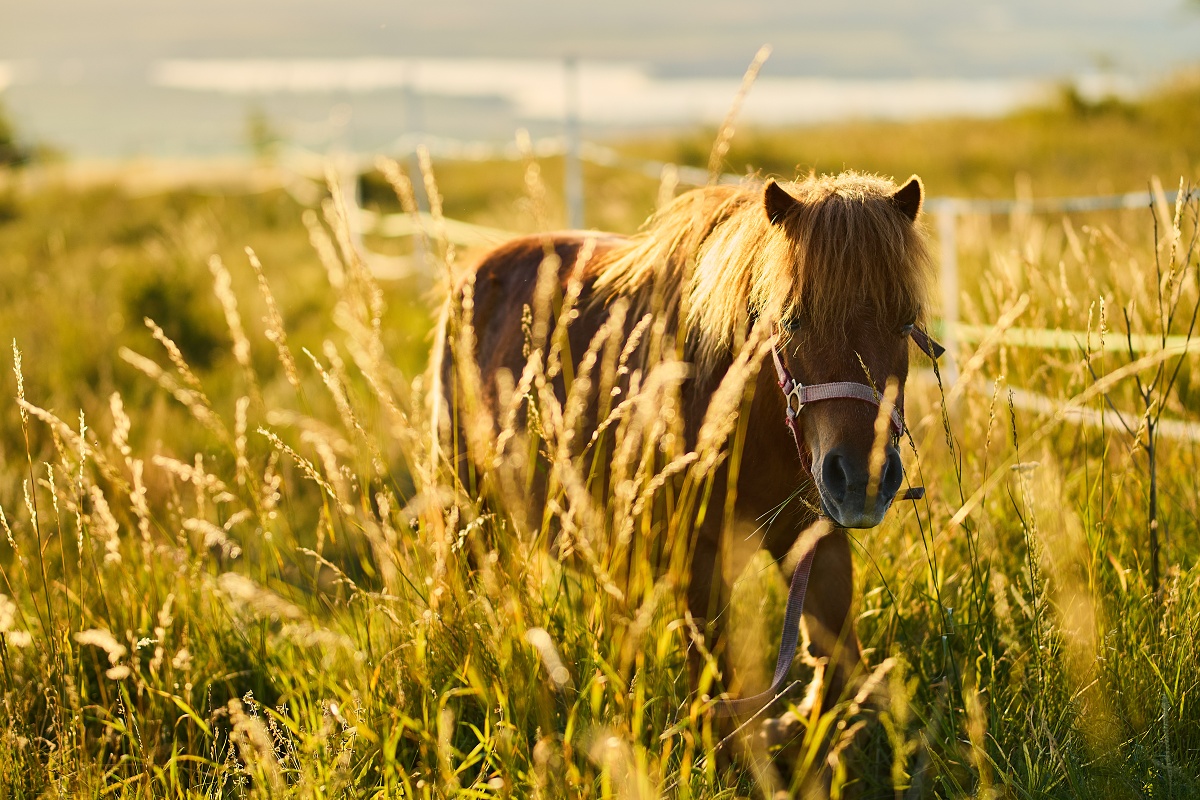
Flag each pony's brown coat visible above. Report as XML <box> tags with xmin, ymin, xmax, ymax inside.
<box><xmin>450</xmin><ymin>170</ymin><xmax>933</xmax><ymax>716</ymax></box>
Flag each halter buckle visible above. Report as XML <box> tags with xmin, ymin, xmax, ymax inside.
<box><xmin>784</xmin><ymin>382</ymin><xmax>805</xmax><ymax>417</ymax></box>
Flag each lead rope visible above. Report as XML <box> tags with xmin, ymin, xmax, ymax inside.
<box><xmin>714</xmin><ymin>547</ymin><xmax>817</xmax><ymax>717</ymax></box>
<box><xmin>713</xmin><ymin>325</ymin><xmax>943</xmax><ymax>718</ymax></box>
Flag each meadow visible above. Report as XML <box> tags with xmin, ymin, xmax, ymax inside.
<box><xmin>0</xmin><ymin>74</ymin><xmax>1198</xmax><ymax>798</ymax></box>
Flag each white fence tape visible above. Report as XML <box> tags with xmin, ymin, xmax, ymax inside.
<box><xmin>951</xmin><ymin>324</ymin><xmax>1197</xmax><ymax>355</ymax></box>
<box><xmin>985</xmin><ymin>381</ymin><xmax>1200</xmax><ymax>444</ymax></box>
<box><xmin>925</xmin><ymin>189</ymin><xmax>1191</xmax><ymax>216</ymax></box>
<box><xmin>359</xmin><ymin>209</ymin><xmax>511</xmax><ymax>249</ymax></box>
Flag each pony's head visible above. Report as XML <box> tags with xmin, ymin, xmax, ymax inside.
<box><xmin>757</xmin><ymin>174</ymin><xmax>932</xmax><ymax>527</ymax></box>
<box><xmin>592</xmin><ymin>171</ymin><xmax>933</xmax><ymax>527</ymax></box>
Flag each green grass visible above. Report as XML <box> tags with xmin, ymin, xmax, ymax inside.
<box><xmin>0</xmin><ymin>78</ymin><xmax>1198</xmax><ymax>797</ymax></box>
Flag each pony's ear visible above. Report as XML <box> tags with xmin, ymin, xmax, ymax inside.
<box><xmin>891</xmin><ymin>175</ymin><xmax>923</xmax><ymax>222</ymax></box>
<box><xmin>764</xmin><ymin>180</ymin><xmax>797</xmax><ymax>225</ymax></box>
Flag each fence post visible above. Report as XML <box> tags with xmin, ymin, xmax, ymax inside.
<box><xmin>564</xmin><ymin>56</ymin><xmax>584</xmax><ymax>229</ymax></box>
<box><xmin>404</xmin><ymin>61</ymin><xmax>430</xmax><ymax>272</ymax></box>
<box><xmin>937</xmin><ymin>204</ymin><xmax>960</xmax><ymax>385</ymax></box>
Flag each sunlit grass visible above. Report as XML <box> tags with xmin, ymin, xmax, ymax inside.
<box><xmin>0</xmin><ymin>89</ymin><xmax>1199</xmax><ymax>796</ymax></box>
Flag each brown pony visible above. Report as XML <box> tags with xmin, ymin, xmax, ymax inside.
<box><xmin>447</xmin><ymin>171</ymin><xmax>933</xmax><ymax>711</ymax></box>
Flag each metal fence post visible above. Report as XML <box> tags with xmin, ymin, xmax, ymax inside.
<box><xmin>564</xmin><ymin>56</ymin><xmax>584</xmax><ymax>230</ymax></box>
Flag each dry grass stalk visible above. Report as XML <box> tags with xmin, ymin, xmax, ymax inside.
<box><xmin>246</xmin><ymin>246</ymin><xmax>302</xmax><ymax>394</ymax></box>
<box><xmin>866</xmin><ymin>378</ymin><xmax>900</xmax><ymax>507</ymax></box>
<box><xmin>708</xmin><ymin>44</ymin><xmax>772</xmax><ymax>182</ymax></box>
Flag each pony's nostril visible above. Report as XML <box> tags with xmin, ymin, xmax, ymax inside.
<box><xmin>821</xmin><ymin>452</ymin><xmax>850</xmax><ymax>504</ymax></box>
<box><xmin>880</xmin><ymin>448</ymin><xmax>904</xmax><ymax>498</ymax></box>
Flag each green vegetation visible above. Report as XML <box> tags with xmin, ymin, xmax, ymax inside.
<box><xmin>0</xmin><ymin>101</ymin><xmax>26</xmax><ymax>168</ymax></box>
<box><xmin>245</xmin><ymin>106</ymin><xmax>284</xmax><ymax>163</ymax></box>
<box><xmin>0</xmin><ymin>76</ymin><xmax>1198</xmax><ymax>797</ymax></box>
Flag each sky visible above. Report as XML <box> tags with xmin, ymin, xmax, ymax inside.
<box><xmin>5</xmin><ymin>0</ymin><xmax>1200</xmax><ymax>77</ymax></box>
<box><xmin>2</xmin><ymin>1</ymin><xmax>1199</xmax><ymax>156</ymax></box>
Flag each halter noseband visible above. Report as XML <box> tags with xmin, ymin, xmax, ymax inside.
<box><xmin>768</xmin><ymin>324</ymin><xmax>944</xmax><ymax>501</ymax></box>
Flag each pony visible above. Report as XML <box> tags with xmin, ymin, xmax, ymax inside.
<box><xmin>444</xmin><ymin>171</ymin><xmax>934</xmax><ymax>718</ymax></box>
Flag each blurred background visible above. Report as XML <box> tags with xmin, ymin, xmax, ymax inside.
<box><xmin>3</xmin><ymin>0</ymin><xmax>1200</xmax><ymax>158</ymax></box>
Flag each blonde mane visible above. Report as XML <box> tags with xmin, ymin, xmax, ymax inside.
<box><xmin>586</xmin><ymin>172</ymin><xmax>933</xmax><ymax>373</ymax></box>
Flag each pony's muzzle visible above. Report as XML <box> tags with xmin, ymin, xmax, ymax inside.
<box><xmin>816</xmin><ymin>444</ymin><xmax>904</xmax><ymax>528</ymax></box>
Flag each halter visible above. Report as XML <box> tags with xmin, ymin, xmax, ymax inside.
<box><xmin>767</xmin><ymin>324</ymin><xmax>944</xmax><ymax>501</ymax></box>
<box><xmin>714</xmin><ymin>324</ymin><xmax>944</xmax><ymax>719</ymax></box>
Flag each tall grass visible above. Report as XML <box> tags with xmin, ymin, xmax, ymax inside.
<box><xmin>0</xmin><ymin>147</ymin><xmax>1198</xmax><ymax>799</ymax></box>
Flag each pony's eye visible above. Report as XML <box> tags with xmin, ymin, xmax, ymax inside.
<box><xmin>899</xmin><ymin>323</ymin><xmax>915</xmax><ymax>336</ymax></box>
<box><xmin>782</xmin><ymin>317</ymin><xmax>802</xmax><ymax>334</ymax></box>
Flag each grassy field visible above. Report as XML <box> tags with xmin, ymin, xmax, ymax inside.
<box><xmin>0</xmin><ymin>75</ymin><xmax>1199</xmax><ymax>798</ymax></box>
